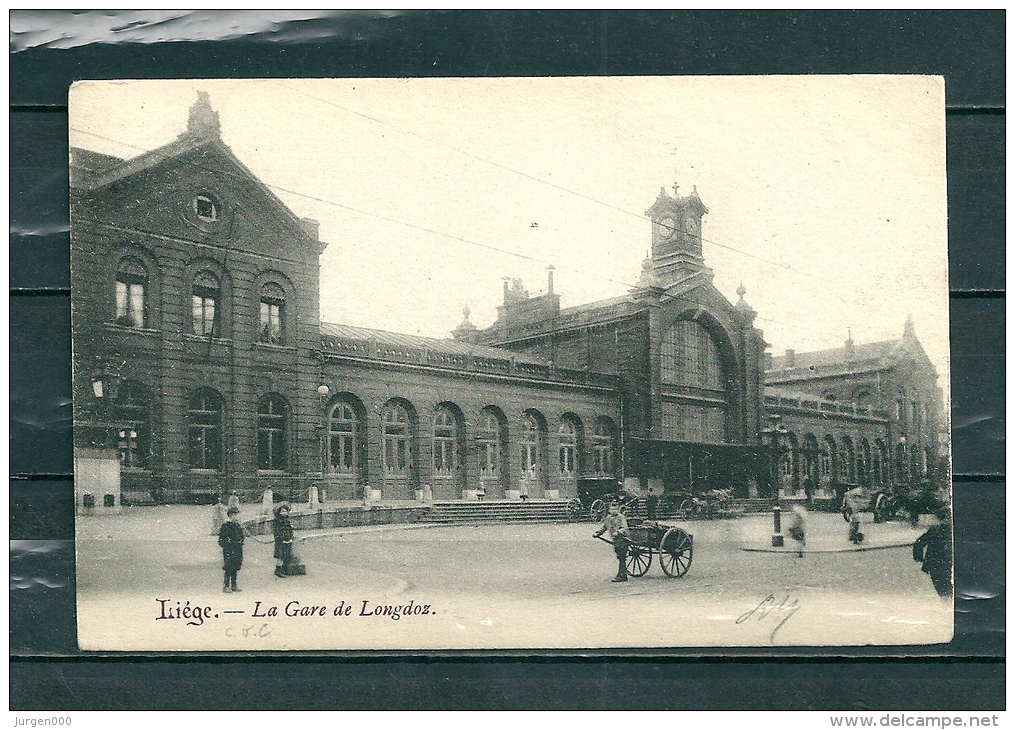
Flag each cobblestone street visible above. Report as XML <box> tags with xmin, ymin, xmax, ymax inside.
<box><xmin>76</xmin><ymin>506</ymin><xmax>952</xmax><ymax>651</ymax></box>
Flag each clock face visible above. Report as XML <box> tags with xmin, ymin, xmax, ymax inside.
<box><xmin>657</xmin><ymin>216</ymin><xmax>677</xmax><ymax>238</ymax></box>
<box><xmin>685</xmin><ymin>217</ymin><xmax>697</xmax><ymax>234</ymax></box>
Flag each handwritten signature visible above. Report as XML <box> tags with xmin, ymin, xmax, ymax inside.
<box><xmin>735</xmin><ymin>594</ymin><xmax>800</xmax><ymax>643</ymax></box>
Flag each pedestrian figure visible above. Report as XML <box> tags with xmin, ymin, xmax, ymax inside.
<box><xmin>645</xmin><ymin>487</ymin><xmax>659</xmax><ymax>520</ymax></box>
<box><xmin>844</xmin><ymin>487</ymin><xmax>866</xmax><ymax>545</ymax></box>
<box><xmin>261</xmin><ymin>486</ymin><xmax>274</xmax><ymax>516</ymax></box>
<box><xmin>912</xmin><ymin>507</ymin><xmax>953</xmax><ymax>598</ymax></box>
<box><xmin>273</xmin><ymin>503</ymin><xmax>295</xmax><ymax>578</ymax></box>
<box><xmin>218</xmin><ymin>506</ymin><xmax>245</xmax><ymax>592</ymax></box>
<box><xmin>593</xmin><ymin>501</ymin><xmax>630</xmax><ymax>582</ymax></box>
<box><xmin>227</xmin><ymin>490</ymin><xmax>241</xmax><ymax>513</ymax></box>
<box><xmin>788</xmin><ymin>504</ymin><xmax>807</xmax><ymax>557</ymax></box>
<box><xmin>803</xmin><ymin>477</ymin><xmax>815</xmax><ymax>507</ymax></box>
<box><xmin>210</xmin><ymin>495</ymin><xmax>227</xmax><ymax>536</ymax></box>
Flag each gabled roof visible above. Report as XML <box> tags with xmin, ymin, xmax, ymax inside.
<box><xmin>70</xmin><ymin>131</ymin><xmax>315</xmax><ymax>245</ymax></box>
<box><xmin>765</xmin><ymin>338</ymin><xmax>924</xmax><ymax>384</ymax></box>
<box><xmin>321</xmin><ymin>322</ymin><xmax>548</xmax><ymax>365</ymax></box>
<box><xmin>69</xmin><ymin>149</ymin><xmax>124</xmax><ymax>185</ymax></box>
<box><xmin>769</xmin><ymin>339</ymin><xmax>899</xmax><ymax>371</ymax></box>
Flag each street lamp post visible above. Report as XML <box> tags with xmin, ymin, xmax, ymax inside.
<box><xmin>759</xmin><ymin>414</ymin><xmax>788</xmax><ymax>547</ymax></box>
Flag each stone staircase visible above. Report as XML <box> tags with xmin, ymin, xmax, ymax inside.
<box><xmin>425</xmin><ymin>499</ymin><xmax>574</xmax><ymax>524</ymax></box>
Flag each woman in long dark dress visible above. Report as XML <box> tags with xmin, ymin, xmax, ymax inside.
<box><xmin>273</xmin><ymin>503</ymin><xmax>294</xmax><ymax>578</ymax></box>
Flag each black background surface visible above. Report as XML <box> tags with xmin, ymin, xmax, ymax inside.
<box><xmin>10</xmin><ymin>10</ymin><xmax>1004</xmax><ymax>710</ymax></box>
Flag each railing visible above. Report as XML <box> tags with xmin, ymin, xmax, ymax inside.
<box><xmin>322</xmin><ymin>336</ymin><xmax>618</xmax><ymax>388</ymax></box>
<box><xmin>764</xmin><ymin>393</ymin><xmax>888</xmax><ymax>420</ymax></box>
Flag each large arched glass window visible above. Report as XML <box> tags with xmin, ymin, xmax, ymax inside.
<box><xmin>188</xmin><ymin>388</ymin><xmax>223</xmax><ymax>470</ymax></box>
<box><xmin>433</xmin><ymin>406</ymin><xmax>460</xmax><ymax>476</ymax></box>
<box><xmin>661</xmin><ymin>320</ymin><xmax>725</xmax><ymax>389</ymax></box>
<box><xmin>558</xmin><ymin>419</ymin><xmax>578</xmax><ymax>476</ymax></box>
<box><xmin>259</xmin><ymin>283</ymin><xmax>285</xmax><ymax>344</ymax></box>
<box><xmin>383</xmin><ymin>403</ymin><xmax>410</xmax><ymax>474</ymax></box>
<box><xmin>257</xmin><ymin>394</ymin><xmax>288</xmax><ymax>471</ymax></box>
<box><xmin>113</xmin><ymin>380</ymin><xmax>151</xmax><ymax>469</ymax></box>
<box><xmin>328</xmin><ymin>400</ymin><xmax>360</xmax><ymax>473</ymax></box>
<box><xmin>192</xmin><ymin>270</ymin><xmax>220</xmax><ymax>336</ymax></box>
<box><xmin>592</xmin><ymin>419</ymin><xmax>615</xmax><ymax>477</ymax></box>
<box><xmin>659</xmin><ymin>320</ymin><xmax>729</xmax><ymax>444</ymax></box>
<box><xmin>115</xmin><ymin>258</ymin><xmax>147</xmax><ymax>328</ymax></box>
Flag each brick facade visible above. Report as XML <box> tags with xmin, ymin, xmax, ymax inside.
<box><xmin>70</xmin><ymin>95</ymin><xmax>946</xmax><ymax>507</ymax></box>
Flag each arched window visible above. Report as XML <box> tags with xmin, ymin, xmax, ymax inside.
<box><xmin>858</xmin><ymin>438</ymin><xmax>872</xmax><ymax>485</ymax></box>
<box><xmin>113</xmin><ymin>380</ymin><xmax>151</xmax><ymax>469</ymax></box>
<box><xmin>896</xmin><ymin>443</ymin><xmax>908</xmax><ymax>481</ymax></box>
<box><xmin>659</xmin><ymin>320</ymin><xmax>729</xmax><ymax>444</ymax></box>
<box><xmin>257</xmin><ymin>394</ymin><xmax>288</xmax><ymax>471</ymax></box>
<box><xmin>842</xmin><ymin>436</ymin><xmax>856</xmax><ymax>482</ymax></box>
<box><xmin>592</xmin><ymin>419</ymin><xmax>615</xmax><ymax>477</ymax></box>
<box><xmin>820</xmin><ymin>442</ymin><xmax>833</xmax><ymax>481</ymax></box>
<box><xmin>188</xmin><ymin>388</ymin><xmax>223</xmax><ymax>470</ymax></box>
<box><xmin>259</xmin><ymin>283</ymin><xmax>285</xmax><ymax>344</ymax></box>
<box><xmin>854</xmin><ymin>391</ymin><xmax>872</xmax><ymax>410</ymax></box>
<box><xmin>873</xmin><ymin>440</ymin><xmax>887</xmax><ymax>485</ymax></box>
<box><xmin>192</xmin><ymin>270</ymin><xmax>220</xmax><ymax>336</ymax></box>
<box><xmin>433</xmin><ymin>406</ymin><xmax>460</xmax><ymax>477</ymax></box>
<box><xmin>115</xmin><ymin>258</ymin><xmax>147</xmax><ymax>328</ymax></box>
<box><xmin>780</xmin><ymin>450</ymin><xmax>794</xmax><ymax>478</ymax></box>
<box><xmin>823</xmin><ymin>435</ymin><xmax>838</xmax><ymax>482</ymax></box>
<box><xmin>558</xmin><ymin>419</ymin><xmax>578</xmax><ymax>476</ymax></box>
<box><xmin>521</xmin><ymin>413</ymin><xmax>541</xmax><ymax>482</ymax></box>
<box><xmin>328</xmin><ymin>400</ymin><xmax>360</xmax><ymax>473</ymax></box>
<box><xmin>478</xmin><ymin>407</ymin><xmax>505</xmax><ymax>481</ymax></box>
<box><xmin>383</xmin><ymin>403</ymin><xmax>410</xmax><ymax>474</ymax></box>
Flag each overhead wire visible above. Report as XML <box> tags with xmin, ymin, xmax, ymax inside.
<box><xmin>67</xmin><ymin>123</ymin><xmax>858</xmax><ymax>344</ymax></box>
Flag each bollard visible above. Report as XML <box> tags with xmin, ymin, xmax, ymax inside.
<box><xmin>771</xmin><ymin>505</ymin><xmax>784</xmax><ymax>547</ymax></box>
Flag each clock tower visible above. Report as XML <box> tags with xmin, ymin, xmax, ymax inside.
<box><xmin>644</xmin><ymin>183</ymin><xmax>709</xmax><ymax>285</ymax></box>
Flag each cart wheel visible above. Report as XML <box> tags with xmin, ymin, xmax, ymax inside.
<box><xmin>659</xmin><ymin>527</ymin><xmax>693</xmax><ymax>577</ymax></box>
<box><xmin>590</xmin><ymin>499</ymin><xmax>608</xmax><ymax>523</ymax></box>
<box><xmin>565</xmin><ymin>498</ymin><xmax>583</xmax><ymax>523</ymax></box>
<box><xmin>625</xmin><ymin>545</ymin><xmax>652</xmax><ymax>577</ymax></box>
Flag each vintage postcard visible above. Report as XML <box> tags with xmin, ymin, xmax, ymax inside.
<box><xmin>70</xmin><ymin>77</ymin><xmax>952</xmax><ymax>651</ymax></box>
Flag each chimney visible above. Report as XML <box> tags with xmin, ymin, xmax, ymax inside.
<box><xmin>785</xmin><ymin>349</ymin><xmax>796</xmax><ymax>368</ymax></box>
<box><xmin>503</xmin><ymin>278</ymin><xmax>510</xmax><ymax>304</ymax></box>
<box><xmin>546</xmin><ymin>265</ymin><xmax>555</xmax><ymax>295</ymax></box>
<box><xmin>845</xmin><ymin>329</ymin><xmax>856</xmax><ymax>359</ymax></box>
<box><xmin>903</xmin><ymin>314</ymin><xmax>915</xmax><ymax>339</ymax></box>
<box><xmin>763</xmin><ymin>352</ymin><xmax>773</xmax><ymax>370</ymax></box>
<box><xmin>300</xmin><ymin>218</ymin><xmax>320</xmax><ymax>241</ymax></box>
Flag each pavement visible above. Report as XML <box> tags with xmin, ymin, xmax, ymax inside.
<box><xmin>75</xmin><ymin>505</ymin><xmax>952</xmax><ymax>652</ymax></box>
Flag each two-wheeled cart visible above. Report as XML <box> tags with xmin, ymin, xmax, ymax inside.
<box><xmin>595</xmin><ymin>518</ymin><xmax>694</xmax><ymax>577</ymax></box>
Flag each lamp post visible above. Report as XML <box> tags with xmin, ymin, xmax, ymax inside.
<box><xmin>759</xmin><ymin>414</ymin><xmax>788</xmax><ymax>547</ymax></box>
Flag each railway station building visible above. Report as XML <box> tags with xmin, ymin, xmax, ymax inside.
<box><xmin>70</xmin><ymin>94</ymin><xmax>946</xmax><ymax>507</ymax></box>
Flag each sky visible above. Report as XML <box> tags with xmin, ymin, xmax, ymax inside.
<box><xmin>69</xmin><ymin>77</ymin><xmax>950</xmax><ymax>392</ymax></box>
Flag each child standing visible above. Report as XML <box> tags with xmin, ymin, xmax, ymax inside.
<box><xmin>218</xmin><ymin>506</ymin><xmax>245</xmax><ymax>592</ymax></box>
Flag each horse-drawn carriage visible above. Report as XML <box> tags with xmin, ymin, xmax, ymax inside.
<box><xmin>840</xmin><ymin>482</ymin><xmax>946</xmax><ymax>526</ymax></box>
<box><xmin>595</xmin><ymin>518</ymin><xmax>694</xmax><ymax>578</ymax></box>
<box><xmin>569</xmin><ymin>482</ymin><xmax>638</xmax><ymax>522</ymax></box>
